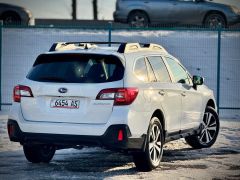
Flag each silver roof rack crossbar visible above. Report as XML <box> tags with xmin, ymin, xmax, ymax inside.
<box><xmin>49</xmin><ymin>42</ymin><xmax>168</xmax><ymax>54</ymax></box>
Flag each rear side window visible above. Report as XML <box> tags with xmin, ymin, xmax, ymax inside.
<box><xmin>134</xmin><ymin>57</ymin><xmax>148</xmax><ymax>82</ymax></box>
<box><xmin>27</xmin><ymin>54</ymin><xmax>124</xmax><ymax>83</ymax></box>
<box><xmin>147</xmin><ymin>56</ymin><xmax>171</xmax><ymax>82</ymax></box>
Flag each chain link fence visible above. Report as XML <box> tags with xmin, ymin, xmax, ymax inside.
<box><xmin>0</xmin><ymin>25</ymin><xmax>239</xmax><ymax>118</ymax></box>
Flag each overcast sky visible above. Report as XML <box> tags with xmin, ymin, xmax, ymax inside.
<box><xmin>0</xmin><ymin>0</ymin><xmax>239</xmax><ymax>20</ymax></box>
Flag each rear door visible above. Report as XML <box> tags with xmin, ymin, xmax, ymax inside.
<box><xmin>143</xmin><ymin>0</ymin><xmax>174</xmax><ymax>24</ymax></box>
<box><xmin>170</xmin><ymin>0</ymin><xmax>203</xmax><ymax>24</ymax></box>
<box><xmin>146</xmin><ymin>56</ymin><xmax>182</xmax><ymax>132</ymax></box>
<box><xmin>21</xmin><ymin>53</ymin><xmax>124</xmax><ymax>124</ymax></box>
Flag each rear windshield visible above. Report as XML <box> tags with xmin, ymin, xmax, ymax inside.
<box><xmin>27</xmin><ymin>54</ymin><xmax>124</xmax><ymax>83</ymax></box>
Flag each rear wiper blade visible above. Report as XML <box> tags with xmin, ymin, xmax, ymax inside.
<box><xmin>38</xmin><ymin>76</ymin><xmax>69</xmax><ymax>83</ymax></box>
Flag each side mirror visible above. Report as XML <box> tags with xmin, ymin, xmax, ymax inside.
<box><xmin>193</xmin><ymin>75</ymin><xmax>204</xmax><ymax>89</ymax></box>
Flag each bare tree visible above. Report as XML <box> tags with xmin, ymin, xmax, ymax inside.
<box><xmin>72</xmin><ymin>0</ymin><xmax>77</xmax><ymax>20</ymax></box>
<box><xmin>92</xmin><ymin>0</ymin><xmax>98</xmax><ymax>20</ymax></box>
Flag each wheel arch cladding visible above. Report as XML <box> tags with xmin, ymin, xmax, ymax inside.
<box><xmin>127</xmin><ymin>10</ymin><xmax>150</xmax><ymax>23</ymax></box>
<box><xmin>206</xmin><ymin>99</ymin><xmax>216</xmax><ymax>109</ymax></box>
<box><xmin>203</xmin><ymin>10</ymin><xmax>227</xmax><ymax>25</ymax></box>
<box><xmin>1</xmin><ymin>10</ymin><xmax>21</xmax><ymax>19</ymax></box>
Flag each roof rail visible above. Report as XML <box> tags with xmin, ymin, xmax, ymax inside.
<box><xmin>117</xmin><ymin>43</ymin><xmax>141</xmax><ymax>53</ymax></box>
<box><xmin>49</xmin><ymin>42</ymin><xmax>168</xmax><ymax>54</ymax></box>
<box><xmin>117</xmin><ymin>43</ymin><xmax>167</xmax><ymax>53</ymax></box>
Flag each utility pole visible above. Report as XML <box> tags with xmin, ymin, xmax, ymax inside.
<box><xmin>92</xmin><ymin>0</ymin><xmax>98</xmax><ymax>20</ymax></box>
<box><xmin>72</xmin><ymin>0</ymin><xmax>77</xmax><ymax>20</ymax></box>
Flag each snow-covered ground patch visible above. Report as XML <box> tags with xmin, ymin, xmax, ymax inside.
<box><xmin>0</xmin><ymin>115</ymin><xmax>239</xmax><ymax>179</ymax></box>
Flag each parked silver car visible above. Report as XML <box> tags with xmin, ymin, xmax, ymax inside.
<box><xmin>113</xmin><ymin>0</ymin><xmax>240</xmax><ymax>28</ymax></box>
<box><xmin>0</xmin><ymin>3</ymin><xmax>33</xmax><ymax>25</ymax></box>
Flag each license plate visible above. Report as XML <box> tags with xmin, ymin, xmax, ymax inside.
<box><xmin>50</xmin><ymin>99</ymin><xmax>80</xmax><ymax>109</ymax></box>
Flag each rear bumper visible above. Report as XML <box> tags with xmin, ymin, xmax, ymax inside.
<box><xmin>8</xmin><ymin>119</ymin><xmax>146</xmax><ymax>152</ymax></box>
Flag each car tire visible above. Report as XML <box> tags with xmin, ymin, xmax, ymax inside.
<box><xmin>23</xmin><ymin>144</ymin><xmax>56</xmax><ymax>163</ymax></box>
<box><xmin>185</xmin><ymin>106</ymin><xmax>220</xmax><ymax>149</ymax></box>
<box><xmin>2</xmin><ymin>12</ymin><xmax>21</xmax><ymax>25</ymax></box>
<box><xmin>133</xmin><ymin>117</ymin><xmax>164</xmax><ymax>171</ymax></box>
<box><xmin>128</xmin><ymin>11</ymin><xmax>149</xmax><ymax>28</ymax></box>
<box><xmin>204</xmin><ymin>13</ymin><xmax>226</xmax><ymax>29</ymax></box>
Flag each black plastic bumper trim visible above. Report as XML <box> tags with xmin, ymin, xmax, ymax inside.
<box><xmin>7</xmin><ymin>119</ymin><xmax>146</xmax><ymax>151</ymax></box>
<box><xmin>165</xmin><ymin>127</ymin><xmax>201</xmax><ymax>143</ymax></box>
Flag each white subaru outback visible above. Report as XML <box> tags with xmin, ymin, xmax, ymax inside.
<box><xmin>8</xmin><ymin>42</ymin><xmax>220</xmax><ymax>171</ymax></box>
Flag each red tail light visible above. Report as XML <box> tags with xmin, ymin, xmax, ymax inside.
<box><xmin>118</xmin><ymin>129</ymin><xmax>124</xmax><ymax>141</ymax></box>
<box><xmin>13</xmin><ymin>85</ymin><xmax>33</xmax><ymax>102</ymax></box>
<box><xmin>96</xmin><ymin>88</ymin><xmax>138</xmax><ymax>105</ymax></box>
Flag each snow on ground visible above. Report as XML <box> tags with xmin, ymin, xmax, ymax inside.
<box><xmin>0</xmin><ymin>114</ymin><xmax>239</xmax><ymax>180</ymax></box>
<box><xmin>1</xmin><ymin>28</ymin><xmax>240</xmax><ymax>117</ymax></box>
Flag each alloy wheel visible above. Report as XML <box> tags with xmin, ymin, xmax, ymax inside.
<box><xmin>199</xmin><ymin>112</ymin><xmax>217</xmax><ymax>145</ymax></box>
<box><xmin>206</xmin><ymin>15</ymin><xmax>225</xmax><ymax>29</ymax></box>
<box><xmin>149</xmin><ymin>124</ymin><xmax>162</xmax><ymax>166</ymax></box>
<box><xmin>131</xmin><ymin>15</ymin><xmax>145</xmax><ymax>27</ymax></box>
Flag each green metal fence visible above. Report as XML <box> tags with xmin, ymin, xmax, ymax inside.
<box><xmin>0</xmin><ymin>24</ymin><xmax>239</xmax><ymax>118</ymax></box>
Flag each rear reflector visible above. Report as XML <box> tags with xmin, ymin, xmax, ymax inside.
<box><xmin>118</xmin><ymin>129</ymin><xmax>123</xmax><ymax>141</ymax></box>
<box><xmin>7</xmin><ymin>124</ymin><xmax>14</xmax><ymax>137</ymax></box>
<box><xmin>13</xmin><ymin>85</ymin><xmax>33</xmax><ymax>102</ymax></box>
<box><xmin>96</xmin><ymin>88</ymin><xmax>138</xmax><ymax>105</ymax></box>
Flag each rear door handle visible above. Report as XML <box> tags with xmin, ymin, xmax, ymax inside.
<box><xmin>159</xmin><ymin>90</ymin><xmax>165</xmax><ymax>96</ymax></box>
<box><xmin>181</xmin><ymin>92</ymin><xmax>186</xmax><ymax>97</ymax></box>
